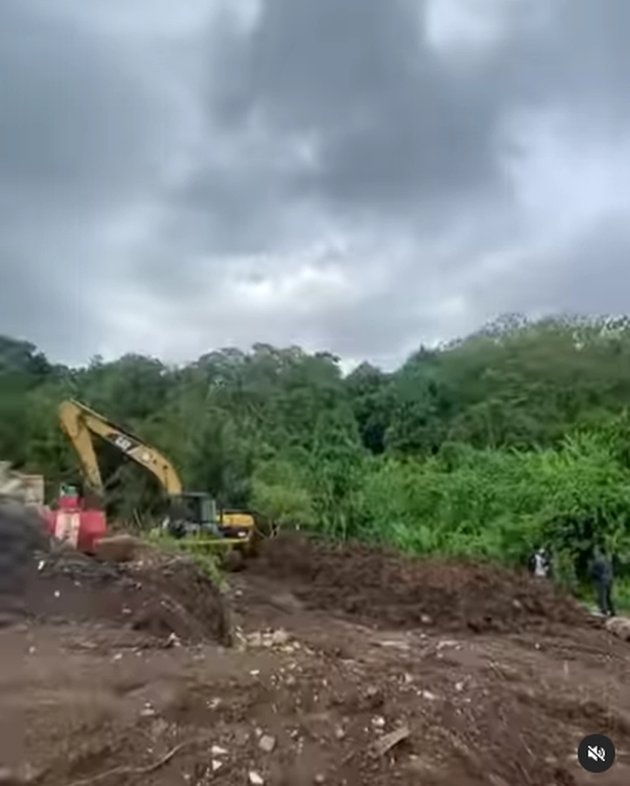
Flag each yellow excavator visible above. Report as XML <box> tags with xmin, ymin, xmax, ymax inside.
<box><xmin>58</xmin><ymin>399</ymin><xmax>255</xmax><ymax>552</ymax></box>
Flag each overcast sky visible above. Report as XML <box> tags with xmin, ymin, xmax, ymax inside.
<box><xmin>1</xmin><ymin>0</ymin><xmax>628</xmax><ymax>369</ymax></box>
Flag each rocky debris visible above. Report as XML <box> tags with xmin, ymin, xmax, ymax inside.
<box><xmin>245</xmin><ymin>628</ymin><xmax>293</xmax><ymax>650</ymax></box>
<box><xmin>258</xmin><ymin>734</ymin><xmax>277</xmax><ymax>753</ymax></box>
<box><xmin>606</xmin><ymin>616</ymin><xmax>630</xmax><ymax>641</ymax></box>
<box><xmin>93</xmin><ymin>534</ymin><xmax>140</xmax><ymax>563</ymax></box>
<box><xmin>371</xmin><ymin>725</ymin><xmax>410</xmax><ymax>757</ymax></box>
<box><xmin>0</xmin><ymin>764</ymin><xmax>42</xmax><ymax>785</ymax></box>
<box><xmin>0</xmin><ymin>468</ymin><xmax>49</xmax><ymax>600</ymax></box>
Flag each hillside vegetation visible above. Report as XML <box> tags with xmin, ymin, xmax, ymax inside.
<box><xmin>4</xmin><ymin>313</ymin><xmax>630</xmax><ymax>588</ymax></box>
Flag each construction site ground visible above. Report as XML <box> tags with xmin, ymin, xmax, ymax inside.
<box><xmin>2</xmin><ymin>534</ymin><xmax>630</xmax><ymax>786</ymax></box>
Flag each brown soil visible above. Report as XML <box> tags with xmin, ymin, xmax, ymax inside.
<box><xmin>9</xmin><ymin>547</ymin><xmax>231</xmax><ymax>646</ymax></box>
<box><xmin>1</xmin><ymin>533</ymin><xmax>629</xmax><ymax>786</ymax></box>
<box><xmin>253</xmin><ymin>534</ymin><xmax>594</xmax><ymax>633</ymax></box>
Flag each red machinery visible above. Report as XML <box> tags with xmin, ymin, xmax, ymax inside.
<box><xmin>44</xmin><ymin>486</ymin><xmax>107</xmax><ymax>554</ymax></box>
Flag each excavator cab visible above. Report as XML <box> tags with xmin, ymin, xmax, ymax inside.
<box><xmin>165</xmin><ymin>492</ymin><xmax>254</xmax><ymax>544</ymax></box>
<box><xmin>166</xmin><ymin>492</ymin><xmax>219</xmax><ymax>538</ymax></box>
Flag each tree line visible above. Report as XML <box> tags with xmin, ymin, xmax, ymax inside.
<box><xmin>4</xmin><ymin>313</ymin><xmax>630</xmax><ymax>585</ymax></box>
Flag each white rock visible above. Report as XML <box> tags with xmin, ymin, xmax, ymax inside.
<box><xmin>211</xmin><ymin>759</ymin><xmax>223</xmax><ymax>772</ymax></box>
<box><xmin>271</xmin><ymin>629</ymin><xmax>290</xmax><ymax>645</ymax></box>
<box><xmin>211</xmin><ymin>745</ymin><xmax>228</xmax><ymax>756</ymax></box>
<box><xmin>167</xmin><ymin>632</ymin><xmax>181</xmax><ymax>647</ymax></box>
<box><xmin>259</xmin><ymin>734</ymin><xmax>277</xmax><ymax>753</ymax></box>
<box><xmin>249</xmin><ymin>771</ymin><xmax>265</xmax><ymax>785</ymax></box>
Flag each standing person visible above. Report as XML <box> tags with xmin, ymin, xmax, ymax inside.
<box><xmin>529</xmin><ymin>547</ymin><xmax>551</xmax><ymax>578</ymax></box>
<box><xmin>590</xmin><ymin>546</ymin><xmax>616</xmax><ymax>617</ymax></box>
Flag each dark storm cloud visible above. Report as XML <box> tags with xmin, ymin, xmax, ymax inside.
<box><xmin>157</xmin><ymin>0</ymin><xmax>630</xmax><ymax>279</ymax></box>
<box><xmin>204</xmin><ymin>0</ymin><xmax>507</xmax><ymax>211</ymax></box>
<box><xmin>2</xmin><ymin>0</ymin><xmax>630</xmax><ymax>364</ymax></box>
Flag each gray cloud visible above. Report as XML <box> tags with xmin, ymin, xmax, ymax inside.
<box><xmin>1</xmin><ymin>0</ymin><xmax>630</xmax><ymax>367</ymax></box>
<box><xmin>205</xmin><ymin>0</ymin><xmax>508</xmax><ymax>211</ymax></box>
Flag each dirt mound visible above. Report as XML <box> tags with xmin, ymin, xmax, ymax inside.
<box><xmin>0</xmin><ymin>500</ymin><xmax>49</xmax><ymax>597</ymax></box>
<box><xmin>253</xmin><ymin>534</ymin><xmax>592</xmax><ymax>633</ymax></box>
<box><xmin>12</xmin><ymin>548</ymin><xmax>231</xmax><ymax>645</ymax></box>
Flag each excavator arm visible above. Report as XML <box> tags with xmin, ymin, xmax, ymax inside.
<box><xmin>58</xmin><ymin>399</ymin><xmax>184</xmax><ymax>496</ymax></box>
<box><xmin>58</xmin><ymin>398</ymin><xmax>255</xmax><ymax>555</ymax></box>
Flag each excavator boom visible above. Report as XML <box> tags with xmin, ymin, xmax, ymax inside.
<box><xmin>58</xmin><ymin>398</ymin><xmax>255</xmax><ymax>557</ymax></box>
<box><xmin>58</xmin><ymin>399</ymin><xmax>183</xmax><ymax>496</ymax></box>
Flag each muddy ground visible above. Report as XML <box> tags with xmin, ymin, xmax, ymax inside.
<box><xmin>1</xmin><ymin>534</ymin><xmax>629</xmax><ymax>785</ymax></box>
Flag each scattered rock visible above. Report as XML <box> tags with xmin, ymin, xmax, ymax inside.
<box><xmin>420</xmin><ymin>690</ymin><xmax>438</xmax><ymax>701</ymax></box>
<box><xmin>488</xmin><ymin>776</ymin><xmax>510</xmax><ymax>786</ymax></box>
<box><xmin>420</xmin><ymin>614</ymin><xmax>433</xmax><ymax>625</ymax></box>
<box><xmin>94</xmin><ymin>534</ymin><xmax>139</xmax><ymax>563</ymax></box>
<box><xmin>211</xmin><ymin>745</ymin><xmax>228</xmax><ymax>757</ymax></box>
<box><xmin>248</xmin><ymin>771</ymin><xmax>265</xmax><ymax>785</ymax></box>
<box><xmin>166</xmin><ymin>632</ymin><xmax>181</xmax><ymax>648</ymax></box>
<box><xmin>371</xmin><ymin>725</ymin><xmax>410</xmax><ymax>757</ymax></box>
<box><xmin>258</xmin><ymin>735</ymin><xmax>277</xmax><ymax>753</ymax></box>
<box><xmin>211</xmin><ymin>760</ymin><xmax>223</xmax><ymax>772</ymax></box>
<box><xmin>606</xmin><ymin>616</ymin><xmax>630</xmax><ymax>641</ymax></box>
<box><xmin>314</xmin><ymin>774</ymin><xmax>326</xmax><ymax>784</ymax></box>
<box><xmin>271</xmin><ymin>628</ymin><xmax>290</xmax><ymax>646</ymax></box>
<box><xmin>0</xmin><ymin>764</ymin><xmax>42</xmax><ymax>784</ymax></box>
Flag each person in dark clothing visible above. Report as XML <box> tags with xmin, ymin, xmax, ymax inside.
<box><xmin>589</xmin><ymin>547</ymin><xmax>616</xmax><ymax>617</ymax></box>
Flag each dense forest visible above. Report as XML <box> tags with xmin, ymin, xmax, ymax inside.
<box><xmin>4</xmin><ymin>313</ymin><xmax>630</xmax><ymax>589</ymax></box>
